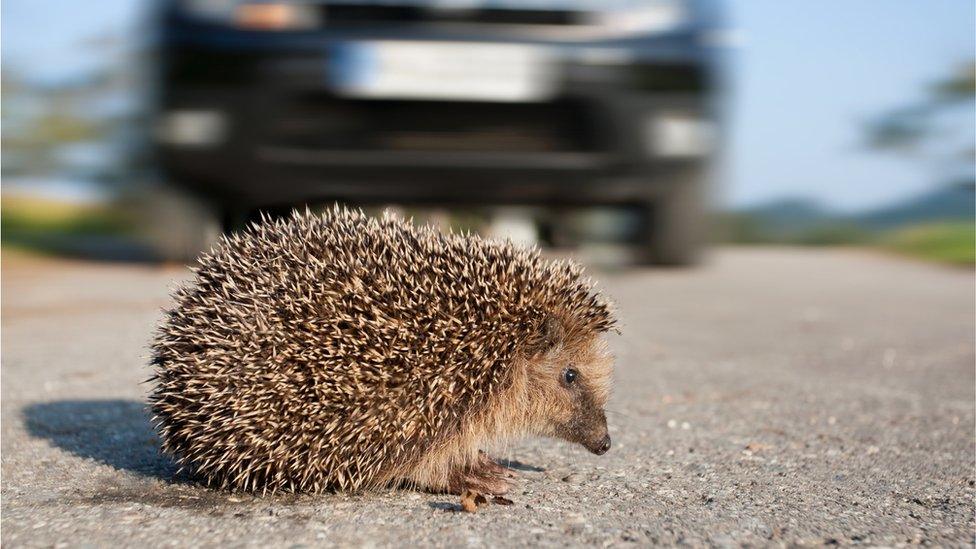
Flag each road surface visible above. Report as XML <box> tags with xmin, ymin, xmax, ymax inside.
<box><xmin>2</xmin><ymin>247</ymin><xmax>973</xmax><ymax>547</ymax></box>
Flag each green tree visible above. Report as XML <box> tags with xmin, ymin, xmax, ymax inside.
<box><xmin>864</xmin><ymin>60</ymin><xmax>975</xmax><ymax>174</ymax></box>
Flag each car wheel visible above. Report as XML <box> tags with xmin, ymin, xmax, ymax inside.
<box><xmin>635</xmin><ymin>169</ymin><xmax>709</xmax><ymax>266</ymax></box>
<box><xmin>137</xmin><ymin>184</ymin><xmax>224</xmax><ymax>263</ymax></box>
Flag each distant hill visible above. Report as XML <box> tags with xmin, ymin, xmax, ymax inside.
<box><xmin>724</xmin><ymin>182</ymin><xmax>975</xmax><ymax>243</ymax></box>
<box><xmin>856</xmin><ymin>182</ymin><xmax>975</xmax><ymax>229</ymax></box>
<box><xmin>736</xmin><ymin>198</ymin><xmax>836</xmax><ymax>237</ymax></box>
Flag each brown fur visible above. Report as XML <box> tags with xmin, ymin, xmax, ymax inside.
<box><xmin>397</xmin><ymin>335</ymin><xmax>613</xmax><ymax>493</ymax></box>
<box><xmin>149</xmin><ymin>207</ymin><xmax>616</xmax><ymax>494</ymax></box>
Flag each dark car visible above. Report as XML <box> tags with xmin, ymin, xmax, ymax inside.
<box><xmin>150</xmin><ymin>0</ymin><xmax>724</xmax><ymax>264</ymax></box>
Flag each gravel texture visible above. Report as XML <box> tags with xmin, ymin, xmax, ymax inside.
<box><xmin>2</xmin><ymin>247</ymin><xmax>974</xmax><ymax>547</ymax></box>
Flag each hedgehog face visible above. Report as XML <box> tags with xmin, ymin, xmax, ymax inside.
<box><xmin>527</xmin><ymin>331</ymin><xmax>614</xmax><ymax>456</ymax></box>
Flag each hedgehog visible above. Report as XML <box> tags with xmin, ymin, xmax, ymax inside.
<box><xmin>149</xmin><ymin>207</ymin><xmax>617</xmax><ymax>495</ymax></box>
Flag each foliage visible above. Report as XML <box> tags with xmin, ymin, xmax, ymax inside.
<box><xmin>863</xmin><ymin>60</ymin><xmax>974</xmax><ymax>171</ymax></box>
<box><xmin>1</xmin><ymin>196</ymin><xmax>134</xmax><ymax>237</ymax></box>
<box><xmin>720</xmin><ymin>209</ymin><xmax>974</xmax><ymax>266</ymax></box>
<box><xmin>883</xmin><ymin>222</ymin><xmax>975</xmax><ymax>266</ymax></box>
<box><xmin>716</xmin><ymin>213</ymin><xmax>871</xmax><ymax>246</ymax></box>
<box><xmin>789</xmin><ymin>224</ymin><xmax>872</xmax><ymax>246</ymax></box>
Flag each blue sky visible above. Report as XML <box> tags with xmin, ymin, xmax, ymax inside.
<box><xmin>727</xmin><ymin>0</ymin><xmax>974</xmax><ymax>211</ymax></box>
<box><xmin>3</xmin><ymin>0</ymin><xmax>974</xmax><ymax>211</ymax></box>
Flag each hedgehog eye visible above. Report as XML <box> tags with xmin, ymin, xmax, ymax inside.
<box><xmin>563</xmin><ymin>368</ymin><xmax>579</xmax><ymax>385</ymax></box>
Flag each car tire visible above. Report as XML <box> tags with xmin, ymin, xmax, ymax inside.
<box><xmin>635</xmin><ymin>168</ymin><xmax>709</xmax><ymax>266</ymax></box>
<box><xmin>137</xmin><ymin>183</ymin><xmax>224</xmax><ymax>263</ymax></box>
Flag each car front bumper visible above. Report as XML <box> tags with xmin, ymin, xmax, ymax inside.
<box><xmin>153</xmin><ymin>16</ymin><xmax>721</xmax><ymax>206</ymax></box>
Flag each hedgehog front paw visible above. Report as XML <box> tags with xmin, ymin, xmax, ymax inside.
<box><xmin>477</xmin><ymin>451</ymin><xmax>519</xmax><ymax>479</ymax></box>
<box><xmin>456</xmin><ymin>470</ymin><xmax>513</xmax><ymax>496</ymax></box>
<box><xmin>447</xmin><ymin>458</ymin><xmax>515</xmax><ymax>495</ymax></box>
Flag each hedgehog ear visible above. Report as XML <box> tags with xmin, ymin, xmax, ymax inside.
<box><xmin>527</xmin><ymin>316</ymin><xmax>564</xmax><ymax>356</ymax></box>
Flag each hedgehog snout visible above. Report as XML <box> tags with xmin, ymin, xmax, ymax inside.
<box><xmin>591</xmin><ymin>434</ymin><xmax>612</xmax><ymax>455</ymax></box>
<box><xmin>582</xmin><ymin>426</ymin><xmax>612</xmax><ymax>455</ymax></box>
<box><xmin>570</xmin><ymin>407</ymin><xmax>611</xmax><ymax>456</ymax></box>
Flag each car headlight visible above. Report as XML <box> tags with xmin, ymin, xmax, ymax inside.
<box><xmin>645</xmin><ymin>112</ymin><xmax>715</xmax><ymax>157</ymax></box>
<box><xmin>179</xmin><ymin>0</ymin><xmax>319</xmax><ymax>30</ymax></box>
<box><xmin>155</xmin><ymin>109</ymin><xmax>227</xmax><ymax>147</ymax></box>
<box><xmin>597</xmin><ymin>0</ymin><xmax>688</xmax><ymax>36</ymax></box>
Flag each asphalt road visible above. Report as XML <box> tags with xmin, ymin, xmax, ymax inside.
<box><xmin>2</xmin><ymin>247</ymin><xmax>973</xmax><ymax>547</ymax></box>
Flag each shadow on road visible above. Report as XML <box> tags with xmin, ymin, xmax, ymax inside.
<box><xmin>497</xmin><ymin>458</ymin><xmax>545</xmax><ymax>473</ymax></box>
<box><xmin>428</xmin><ymin>501</ymin><xmax>462</xmax><ymax>512</ymax></box>
<box><xmin>23</xmin><ymin>399</ymin><xmax>177</xmax><ymax>479</ymax></box>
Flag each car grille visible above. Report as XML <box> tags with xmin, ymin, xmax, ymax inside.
<box><xmin>319</xmin><ymin>5</ymin><xmax>591</xmax><ymax>26</ymax></box>
<box><xmin>264</xmin><ymin>95</ymin><xmax>604</xmax><ymax>154</ymax></box>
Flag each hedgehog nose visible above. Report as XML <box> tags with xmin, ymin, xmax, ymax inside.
<box><xmin>594</xmin><ymin>435</ymin><xmax>611</xmax><ymax>455</ymax></box>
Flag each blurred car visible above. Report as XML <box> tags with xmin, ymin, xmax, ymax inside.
<box><xmin>149</xmin><ymin>0</ymin><xmax>724</xmax><ymax>264</ymax></box>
